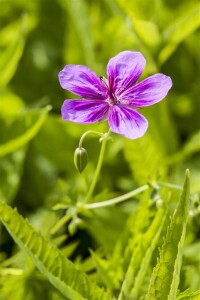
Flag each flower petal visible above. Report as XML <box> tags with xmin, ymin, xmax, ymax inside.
<box><xmin>59</xmin><ymin>65</ymin><xmax>107</xmax><ymax>99</ymax></box>
<box><xmin>108</xmin><ymin>105</ymin><xmax>148</xmax><ymax>139</ymax></box>
<box><xmin>107</xmin><ymin>51</ymin><xmax>146</xmax><ymax>96</ymax></box>
<box><xmin>61</xmin><ymin>100</ymin><xmax>109</xmax><ymax>124</ymax></box>
<box><xmin>121</xmin><ymin>74</ymin><xmax>172</xmax><ymax>107</ymax></box>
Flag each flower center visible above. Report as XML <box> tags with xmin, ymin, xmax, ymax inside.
<box><xmin>108</xmin><ymin>96</ymin><xmax>119</xmax><ymax>106</ymax></box>
<box><xmin>100</xmin><ymin>76</ymin><xmax>119</xmax><ymax>106</ymax></box>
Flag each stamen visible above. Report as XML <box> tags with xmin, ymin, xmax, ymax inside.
<box><xmin>100</xmin><ymin>76</ymin><xmax>109</xmax><ymax>89</ymax></box>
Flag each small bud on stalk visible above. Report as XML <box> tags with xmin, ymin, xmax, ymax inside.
<box><xmin>74</xmin><ymin>147</ymin><xmax>88</xmax><ymax>173</ymax></box>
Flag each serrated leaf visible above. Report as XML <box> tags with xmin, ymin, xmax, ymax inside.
<box><xmin>102</xmin><ymin>191</ymin><xmax>151</xmax><ymax>295</ymax></box>
<box><xmin>146</xmin><ymin>170</ymin><xmax>190</xmax><ymax>300</ymax></box>
<box><xmin>0</xmin><ymin>201</ymin><xmax>111</xmax><ymax>300</ymax></box>
<box><xmin>118</xmin><ymin>205</ymin><xmax>167</xmax><ymax>299</ymax></box>
<box><xmin>176</xmin><ymin>289</ymin><xmax>200</xmax><ymax>299</ymax></box>
<box><xmin>124</xmin><ymin>132</ymin><xmax>166</xmax><ymax>184</ymax></box>
<box><xmin>112</xmin><ymin>191</ymin><xmax>151</xmax><ymax>275</ymax></box>
<box><xmin>0</xmin><ymin>106</ymin><xmax>51</xmax><ymax>157</ymax></box>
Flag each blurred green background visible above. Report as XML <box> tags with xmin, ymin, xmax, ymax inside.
<box><xmin>0</xmin><ymin>0</ymin><xmax>200</xmax><ymax>298</ymax></box>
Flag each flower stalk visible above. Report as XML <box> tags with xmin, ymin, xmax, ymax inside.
<box><xmin>78</xmin><ymin>181</ymin><xmax>183</xmax><ymax>211</ymax></box>
<box><xmin>83</xmin><ymin>184</ymin><xmax>149</xmax><ymax>209</ymax></box>
<box><xmin>85</xmin><ymin>130</ymin><xmax>111</xmax><ymax>203</ymax></box>
<box><xmin>78</xmin><ymin>130</ymin><xmax>104</xmax><ymax>148</ymax></box>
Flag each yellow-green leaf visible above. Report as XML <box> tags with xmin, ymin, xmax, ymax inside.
<box><xmin>146</xmin><ymin>170</ymin><xmax>190</xmax><ymax>300</ymax></box>
<box><xmin>0</xmin><ymin>201</ymin><xmax>111</xmax><ymax>300</ymax></box>
<box><xmin>0</xmin><ymin>106</ymin><xmax>51</xmax><ymax>157</ymax></box>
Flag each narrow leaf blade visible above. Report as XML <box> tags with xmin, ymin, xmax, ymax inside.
<box><xmin>0</xmin><ymin>106</ymin><xmax>51</xmax><ymax>157</ymax></box>
<box><xmin>146</xmin><ymin>170</ymin><xmax>190</xmax><ymax>300</ymax></box>
<box><xmin>177</xmin><ymin>289</ymin><xmax>200</xmax><ymax>299</ymax></box>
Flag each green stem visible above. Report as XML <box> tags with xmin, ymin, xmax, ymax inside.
<box><xmin>84</xmin><ymin>184</ymin><xmax>149</xmax><ymax>209</ymax></box>
<box><xmin>82</xmin><ymin>180</ymin><xmax>183</xmax><ymax>210</ymax></box>
<box><xmin>158</xmin><ymin>181</ymin><xmax>182</xmax><ymax>190</ymax></box>
<box><xmin>85</xmin><ymin>130</ymin><xmax>111</xmax><ymax>203</ymax></box>
<box><xmin>79</xmin><ymin>130</ymin><xmax>103</xmax><ymax>148</ymax></box>
<box><xmin>50</xmin><ymin>214</ymin><xmax>71</xmax><ymax>235</ymax></box>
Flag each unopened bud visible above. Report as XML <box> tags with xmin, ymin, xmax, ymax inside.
<box><xmin>74</xmin><ymin>147</ymin><xmax>88</xmax><ymax>173</ymax></box>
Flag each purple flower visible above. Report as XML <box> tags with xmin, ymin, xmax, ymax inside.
<box><xmin>59</xmin><ymin>51</ymin><xmax>172</xmax><ymax>139</ymax></box>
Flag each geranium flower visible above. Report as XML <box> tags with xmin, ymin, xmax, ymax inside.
<box><xmin>59</xmin><ymin>51</ymin><xmax>172</xmax><ymax>139</ymax></box>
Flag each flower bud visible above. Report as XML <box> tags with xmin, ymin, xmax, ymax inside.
<box><xmin>74</xmin><ymin>147</ymin><xmax>88</xmax><ymax>173</ymax></box>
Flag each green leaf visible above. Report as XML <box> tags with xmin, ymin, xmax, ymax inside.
<box><xmin>118</xmin><ymin>205</ymin><xmax>167</xmax><ymax>299</ymax></box>
<box><xmin>147</xmin><ymin>102</ymin><xmax>179</xmax><ymax>155</ymax></box>
<box><xmin>0</xmin><ymin>148</ymin><xmax>27</xmax><ymax>203</ymax></box>
<box><xmin>0</xmin><ymin>268</ymin><xmax>67</xmax><ymax>300</ymax></box>
<box><xmin>0</xmin><ymin>201</ymin><xmax>111</xmax><ymax>300</ymax></box>
<box><xmin>0</xmin><ymin>14</ymin><xmax>36</xmax><ymax>87</ymax></box>
<box><xmin>115</xmin><ymin>0</ymin><xmax>158</xmax><ymax>21</ymax></box>
<box><xmin>0</xmin><ymin>92</ymin><xmax>25</xmax><ymax>117</ymax></box>
<box><xmin>0</xmin><ymin>106</ymin><xmax>51</xmax><ymax>157</ymax></box>
<box><xmin>106</xmin><ymin>191</ymin><xmax>151</xmax><ymax>293</ymax></box>
<box><xmin>159</xmin><ymin>4</ymin><xmax>200</xmax><ymax>64</ymax></box>
<box><xmin>183</xmin><ymin>242</ymin><xmax>200</xmax><ymax>290</ymax></box>
<box><xmin>146</xmin><ymin>170</ymin><xmax>190</xmax><ymax>300</ymax></box>
<box><xmin>176</xmin><ymin>289</ymin><xmax>200</xmax><ymax>299</ymax></box>
<box><xmin>132</xmin><ymin>18</ymin><xmax>161</xmax><ymax>48</ymax></box>
<box><xmin>167</xmin><ymin>130</ymin><xmax>200</xmax><ymax>165</ymax></box>
<box><xmin>84</xmin><ymin>205</ymin><xmax>128</xmax><ymax>253</ymax></box>
<box><xmin>30</xmin><ymin>115</ymin><xmax>76</xmax><ymax>172</ymax></box>
<box><xmin>124</xmin><ymin>131</ymin><xmax>166</xmax><ymax>184</ymax></box>
<box><xmin>182</xmin><ymin>130</ymin><xmax>200</xmax><ymax>157</ymax></box>
<box><xmin>90</xmin><ymin>250</ymin><xmax>118</xmax><ymax>291</ymax></box>
<box><xmin>58</xmin><ymin>0</ymin><xmax>95</xmax><ymax>66</ymax></box>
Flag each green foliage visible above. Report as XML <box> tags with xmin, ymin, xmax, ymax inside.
<box><xmin>0</xmin><ymin>106</ymin><xmax>51</xmax><ymax>157</ymax></box>
<box><xmin>58</xmin><ymin>0</ymin><xmax>95</xmax><ymax>66</ymax></box>
<box><xmin>147</xmin><ymin>170</ymin><xmax>190</xmax><ymax>300</ymax></box>
<box><xmin>0</xmin><ymin>201</ymin><xmax>110</xmax><ymax>300</ymax></box>
<box><xmin>124</xmin><ymin>131</ymin><xmax>166</xmax><ymax>184</ymax></box>
<box><xmin>0</xmin><ymin>148</ymin><xmax>26</xmax><ymax>203</ymax></box>
<box><xmin>176</xmin><ymin>290</ymin><xmax>200</xmax><ymax>300</ymax></box>
<box><xmin>119</xmin><ymin>205</ymin><xmax>167</xmax><ymax>299</ymax></box>
<box><xmin>0</xmin><ymin>0</ymin><xmax>200</xmax><ymax>299</ymax></box>
<box><xmin>159</xmin><ymin>3</ymin><xmax>200</xmax><ymax>64</ymax></box>
<box><xmin>0</xmin><ymin>14</ymin><xmax>36</xmax><ymax>88</ymax></box>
